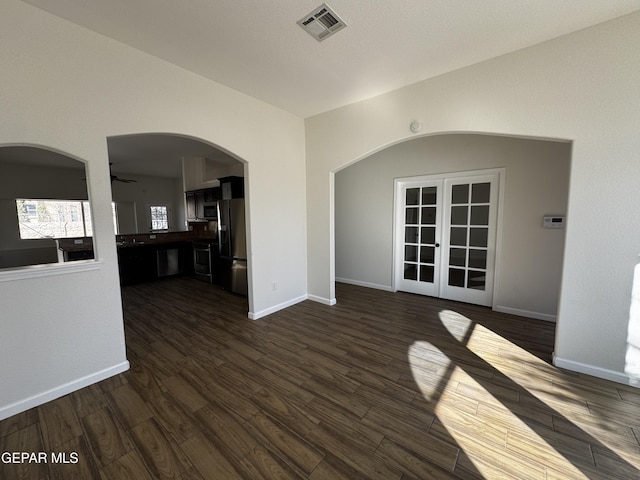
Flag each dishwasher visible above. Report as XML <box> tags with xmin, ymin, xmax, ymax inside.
<box><xmin>157</xmin><ymin>247</ymin><xmax>183</xmax><ymax>277</ymax></box>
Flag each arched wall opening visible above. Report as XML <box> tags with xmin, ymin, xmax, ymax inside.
<box><xmin>105</xmin><ymin>132</ymin><xmax>253</xmax><ymax>313</ymax></box>
<box><xmin>0</xmin><ymin>144</ymin><xmax>94</xmax><ymax>270</ymax></box>
<box><xmin>332</xmin><ymin>131</ymin><xmax>572</xmax><ymax>324</ymax></box>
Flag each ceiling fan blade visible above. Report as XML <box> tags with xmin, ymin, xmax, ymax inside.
<box><xmin>112</xmin><ymin>176</ymin><xmax>136</xmax><ymax>183</ymax></box>
<box><xmin>109</xmin><ymin>163</ymin><xmax>136</xmax><ymax>183</ymax></box>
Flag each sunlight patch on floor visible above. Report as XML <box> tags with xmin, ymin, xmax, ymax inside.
<box><xmin>406</xmin><ymin>309</ymin><xmax>627</xmax><ymax>478</ymax></box>
<box><xmin>461</xmin><ymin>318</ymin><xmax>640</xmax><ymax>470</ymax></box>
<box><xmin>408</xmin><ymin>345</ymin><xmax>588</xmax><ymax>478</ymax></box>
<box><xmin>421</xmin><ymin>309</ymin><xmax>640</xmax><ymax>476</ymax></box>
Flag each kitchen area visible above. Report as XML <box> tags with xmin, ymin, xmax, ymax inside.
<box><xmin>55</xmin><ymin>134</ymin><xmax>248</xmax><ymax>297</ymax></box>
<box><xmin>112</xmin><ymin>176</ymin><xmax>246</xmax><ymax>294</ymax></box>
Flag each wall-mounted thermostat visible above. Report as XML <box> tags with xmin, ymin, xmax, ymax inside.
<box><xmin>543</xmin><ymin>215</ymin><xmax>565</xmax><ymax>229</ymax></box>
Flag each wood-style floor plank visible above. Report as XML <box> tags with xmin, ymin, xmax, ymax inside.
<box><xmin>79</xmin><ymin>407</ymin><xmax>133</xmax><ymax>468</ymax></box>
<box><xmin>129</xmin><ymin>417</ymin><xmax>191</xmax><ymax>480</ymax></box>
<box><xmin>1</xmin><ymin>277</ymin><xmax>640</xmax><ymax>479</ymax></box>
<box><xmin>0</xmin><ymin>423</ymin><xmax>47</xmax><ymax>480</ymax></box>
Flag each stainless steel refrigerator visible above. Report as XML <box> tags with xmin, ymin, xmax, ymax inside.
<box><xmin>218</xmin><ymin>198</ymin><xmax>247</xmax><ymax>295</ymax></box>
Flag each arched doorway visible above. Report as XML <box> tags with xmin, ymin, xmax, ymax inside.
<box><xmin>333</xmin><ymin>132</ymin><xmax>571</xmax><ymax>321</ymax></box>
<box><xmin>106</xmin><ymin>133</ymin><xmax>252</xmax><ymax>313</ymax></box>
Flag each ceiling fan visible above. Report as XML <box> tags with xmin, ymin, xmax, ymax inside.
<box><xmin>109</xmin><ymin>163</ymin><xmax>136</xmax><ymax>184</ymax></box>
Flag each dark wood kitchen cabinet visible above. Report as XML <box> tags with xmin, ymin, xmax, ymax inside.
<box><xmin>220</xmin><ymin>176</ymin><xmax>244</xmax><ymax>199</ymax></box>
<box><xmin>117</xmin><ymin>242</ymin><xmax>192</xmax><ymax>285</ymax></box>
<box><xmin>186</xmin><ymin>192</ymin><xmax>197</xmax><ymax>221</ymax></box>
<box><xmin>185</xmin><ymin>187</ymin><xmax>221</xmax><ymax>221</ymax></box>
<box><xmin>117</xmin><ymin>245</ymin><xmax>156</xmax><ymax>285</ymax></box>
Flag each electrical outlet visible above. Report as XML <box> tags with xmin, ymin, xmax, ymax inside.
<box><xmin>271</xmin><ymin>282</ymin><xmax>277</xmax><ymax>291</ymax></box>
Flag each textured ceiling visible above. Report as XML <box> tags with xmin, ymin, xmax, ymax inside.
<box><xmin>24</xmin><ymin>0</ymin><xmax>640</xmax><ymax>118</ymax></box>
<box><xmin>19</xmin><ymin>1</ymin><xmax>640</xmax><ymax>179</ymax></box>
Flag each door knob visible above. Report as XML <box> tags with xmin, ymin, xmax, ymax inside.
<box><xmin>435</xmin><ymin>243</ymin><xmax>440</xmax><ymax>247</ymax></box>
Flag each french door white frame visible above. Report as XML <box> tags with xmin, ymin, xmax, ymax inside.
<box><xmin>393</xmin><ymin>168</ymin><xmax>505</xmax><ymax>308</ymax></box>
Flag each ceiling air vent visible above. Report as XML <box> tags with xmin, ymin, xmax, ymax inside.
<box><xmin>297</xmin><ymin>3</ymin><xmax>346</xmax><ymax>42</ymax></box>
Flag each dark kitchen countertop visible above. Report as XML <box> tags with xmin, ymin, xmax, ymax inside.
<box><xmin>116</xmin><ymin>230</ymin><xmax>215</xmax><ymax>248</ymax></box>
<box><xmin>58</xmin><ymin>224</ymin><xmax>218</xmax><ymax>251</ymax></box>
<box><xmin>57</xmin><ymin>237</ymin><xmax>93</xmax><ymax>252</ymax></box>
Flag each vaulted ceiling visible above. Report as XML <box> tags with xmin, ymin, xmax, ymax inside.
<box><xmin>24</xmin><ymin>0</ymin><xmax>640</xmax><ymax>118</ymax></box>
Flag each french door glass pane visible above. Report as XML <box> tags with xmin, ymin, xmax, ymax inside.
<box><xmin>405</xmin><ymin>226</ymin><xmax>418</xmax><ymax>243</ymax></box>
<box><xmin>470</xmin><ymin>205</ymin><xmax>489</xmax><ymax>225</ymax></box>
<box><xmin>406</xmin><ymin>188</ymin><xmax>420</xmax><ymax>205</ymax></box>
<box><xmin>468</xmin><ymin>249</ymin><xmax>487</xmax><ymax>269</ymax></box>
<box><xmin>448</xmin><ymin>268</ymin><xmax>465</xmax><ymax>287</ymax></box>
<box><xmin>469</xmin><ymin>228</ymin><xmax>488</xmax><ymax>247</ymax></box>
<box><xmin>450</xmin><ymin>227</ymin><xmax>467</xmax><ymax>246</ymax></box>
<box><xmin>406</xmin><ymin>208</ymin><xmax>419</xmax><ymax>224</ymax></box>
<box><xmin>420</xmin><ymin>265</ymin><xmax>434</xmax><ymax>282</ymax></box>
<box><xmin>422</xmin><ymin>187</ymin><xmax>437</xmax><ymax>205</ymax></box>
<box><xmin>420</xmin><ymin>246</ymin><xmax>435</xmax><ymax>263</ymax></box>
<box><xmin>467</xmin><ymin>270</ymin><xmax>486</xmax><ymax>290</ymax></box>
<box><xmin>421</xmin><ymin>207</ymin><xmax>436</xmax><ymax>224</ymax></box>
<box><xmin>405</xmin><ymin>245</ymin><xmax>418</xmax><ymax>262</ymax></box>
<box><xmin>404</xmin><ymin>264</ymin><xmax>418</xmax><ymax>280</ymax></box>
<box><xmin>449</xmin><ymin>248</ymin><xmax>466</xmax><ymax>267</ymax></box>
<box><xmin>421</xmin><ymin>226</ymin><xmax>435</xmax><ymax>244</ymax></box>
<box><xmin>451</xmin><ymin>206</ymin><xmax>468</xmax><ymax>225</ymax></box>
<box><xmin>451</xmin><ymin>184</ymin><xmax>469</xmax><ymax>204</ymax></box>
<box><xmin>471</xmin><ymin>183</ymin><xmax>491</xmax><ymax>203</ymax></box>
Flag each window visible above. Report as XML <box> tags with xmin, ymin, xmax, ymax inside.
<box><xmin>24</xmin><ymin>203</ymin><xmax>37</xmax><ymax>218</ymax></box>
<box><xmin>16</xmin><ymin>199</ymin><xmax>116</xmax><ymax>239</ymax></box>
<box><xmin>16</xmin><ymin>199</ymin><xmax>91</xmax><ymax>239</ymax></box>
<box><xmin>150</xmin><ymin>205</ymin><xmax>169</xmax><ymax>231</ymax></box>
<box><xmin>112</xmin><ymin>203</ymin><xmax>119</xmax><ymax>235</ymax></box>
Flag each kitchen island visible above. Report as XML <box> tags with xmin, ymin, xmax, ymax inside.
<box><xmin>57</xmin><ymin>226</ymin><xmax>217</xmax><ymax>286</ymax></box>
<box><xmin>116</xmin><ymin>231</ymin><xmax>204</xmax><ymax>286</ymax></box>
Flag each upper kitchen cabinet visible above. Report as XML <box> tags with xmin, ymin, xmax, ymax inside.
<box><xmin>220</xmin><ymin>176</ymin><xmax>244</xmax><ymax>199</ymax></box>
<box><xmin>186</xmin><ymin>192</ymin><xmax>197</xmax><ymax>221</ymax></box>
<box><xmin>182</xmin><ymin>154</ymin><xmax>244</xmax><ymax>192</ymax></box>
<box><xmin>186</xmin><ymin>187</ymin><xmax>221</xmax><ymax>221</ymax></box>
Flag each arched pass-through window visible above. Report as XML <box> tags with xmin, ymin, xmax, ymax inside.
<box><xmin>0</xmin><ymin>145</ymin><xmax>97</xmax><ymax>272</ymax></box>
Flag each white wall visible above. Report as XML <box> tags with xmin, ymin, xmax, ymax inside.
<box><xmin>335</xmin><ymin>134</ymin><xmax>570</xmax><ymax>321</ymax></box>
<box><xmin>0</xmin><ymin>0</ymin><xmax>306</xmax><ymax>419</ymax></box>
<box><xmin>307</xmin><ymin>11</ymin><xmax>640</xmax><ymax>384</ymax></box>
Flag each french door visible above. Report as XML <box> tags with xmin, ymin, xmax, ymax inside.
<box><xmin>395</xmin><ymin>171</ymin><xmax>500</xmax><ymax>307</ymax></box>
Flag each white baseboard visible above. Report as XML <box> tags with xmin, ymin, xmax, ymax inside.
<box><xmin>307</xmin><ymin>294</ymin><xmax>337</xmax><ymax>306</ymax></box>
<box><xmin>335</xmin><ymin>277</ymin><xmax>394</xmax><ymax>292</ymax></box>
<box><xmin>553</xmin><ymin>355</ymin><xmax>639</xmax><ymax>387</ymax></box>
<box><xmin>248</xmin><ymin>295</ymin><xmax>308</xmax><ymax>320</ymax></box>
<box><xmin>247</xmin><ymin>292</ymin><xmax>339</xmax><ymax>320</ymax></box>
<box><xmin>0</xmin><ymin>361</ymin><xmax>130</xmax><ymax>421</ymax></box>
<box><xmin>494</xmin><ymin>305</ymin><xmax>556</xmax><ymax>322</ymax></box>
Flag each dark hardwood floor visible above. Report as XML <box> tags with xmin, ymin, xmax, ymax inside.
<box><xmin>2</xmin><ymin>277</ymin><xmax>640</xmax><ymax>479</ymax></box>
